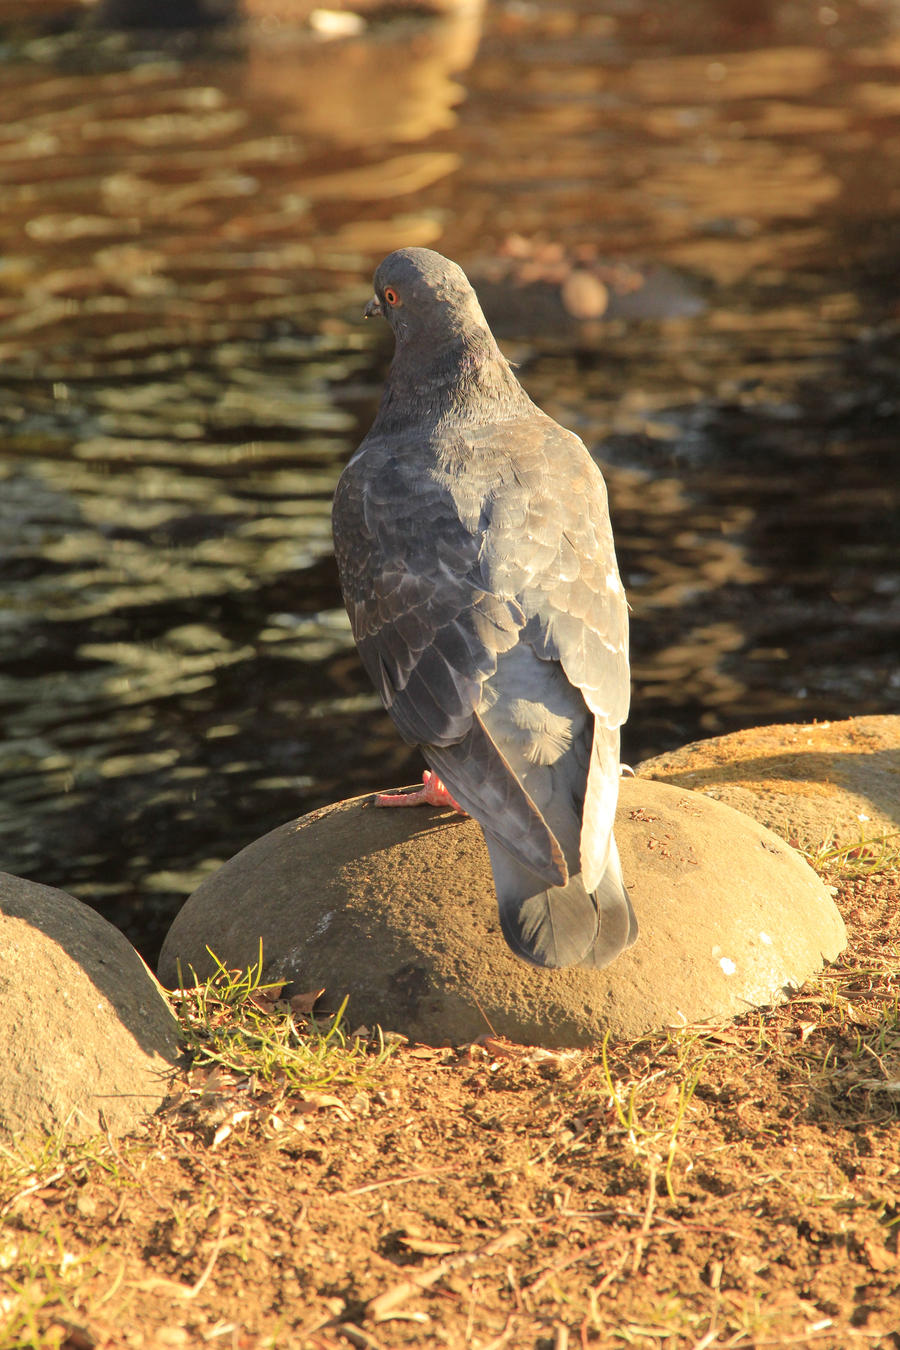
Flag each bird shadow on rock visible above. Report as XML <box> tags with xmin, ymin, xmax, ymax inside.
<box><xmin>316</xmin><ymin>789</ymin><xmax>473</xmax><ymax>858</ymax></box>
<box><xmin>348</xmin><ymin>793</ymin><xmax>472</xmax><ymax>847</ymax></box>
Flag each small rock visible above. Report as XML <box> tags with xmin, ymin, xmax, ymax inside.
<box><xmin>638</xmin><ymin>715</ymin><xmax>900</xmax><ymax>854</ymax></box>
<box><xmin>0</xmin><ymin>873</ymin><xmax>181</xmax><ymax>1143</ymax></box>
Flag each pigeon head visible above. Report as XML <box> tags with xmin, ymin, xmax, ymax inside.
<box><xmin>364</xmin><ymin>247</ymin><xmax>530</xmax><ymax>430</ymax></box>
<box><xmin>365</xmin><ymin>248</ymin><xmax>490</xmax><ymax>352</ymax></box>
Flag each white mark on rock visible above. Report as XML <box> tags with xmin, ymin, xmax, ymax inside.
<box><xmin>308</xmin><ymin>911</ymin><xmax>334</xmax><ymax>942</ymax></box>
<box><xmin>719</xmin><ymin>957</ymin><xmax>737</xmax><ymax>976</ymax></box>
<box><xmin>759</xmin><ymin>931</ymin><xmax>773</xmax><ymax>945</ymax></box>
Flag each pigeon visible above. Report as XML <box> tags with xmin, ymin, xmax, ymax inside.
<box><xmin>331</xmin><ymin>247</ymin><xmax>636</xmax><ymax>969</ymax></box>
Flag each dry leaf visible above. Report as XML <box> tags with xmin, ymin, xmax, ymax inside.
<box><xmin>863</xmin><ymin>1237</ymin><xmax>895</xmax><ymax>1273</ymax></box>
<box><xmin>290</xmin><ymin>987</ymin><xmax>325</xmax><ymax>1015</ymax></box>
<box><xmin>295</xmin><ymin>1092</ymin><xmax>352</xmax><ymax>1121</ymax></box>
<box><xmin>248</xmin><ymin>994</ymin><xmax>277</xmax><ymax>1015</ymax></box>
<box><xmin>212</xmin><ymin>1108</ymin><xmax>253</xmax><ymax>1149</ymax></box>
<box><xmin>399</xmin><ymin>1235</ymin><xmax>459</xmax><ymax>1256</ymax></box>
<box><xmin>211</xmin><ymin>1123</ymin><xmax>231</xmax><ymax>1149</ymax></box>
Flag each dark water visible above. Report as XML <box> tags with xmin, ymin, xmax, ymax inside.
<box><xmin>1</xmin><ymin>0</ymin><xmax>898</xmax><ymax>965</ymax></box>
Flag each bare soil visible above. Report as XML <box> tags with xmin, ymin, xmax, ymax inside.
<box><xmin>3</xmin><ymin>868</ymin><xmax>900</xmax><ymax>1350</ymax></box>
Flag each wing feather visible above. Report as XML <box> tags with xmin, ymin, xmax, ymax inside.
<box><xmin>332</xmin><ymin>411</ymin><xmax>629</xmax><ymax>899</ymax></box>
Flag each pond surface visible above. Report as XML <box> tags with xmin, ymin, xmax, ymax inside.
<box><xmin>1</xmin><ymin>0</ymin><xmax>898</xmax><ymax>964</ymax></box>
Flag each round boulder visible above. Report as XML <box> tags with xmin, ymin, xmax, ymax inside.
<box><xmin>158</xmin><ymin>779</ymin><xmax>846</xmax><ymax>1046</ymax></box>
<box><xmin>638</xmin><ymin>715</ymin><xmax>900</xmax><ymax>855</ymax></box>
<box><xmin>0</xmin><ymin>873</ymin><xmax>181</xmax><ymax>1143</ymax></box>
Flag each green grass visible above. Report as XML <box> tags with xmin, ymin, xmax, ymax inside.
<box><xmin>0</xmin><ymin>1129</ymin><xmax>143</xmax><ymax>1350</ymax></box>
<box><xmin>802</xmin><ymin>828</ymin><xmax>900</xmax><ymax>877</ymax></box>
<box><xmin>171</xmin><ymin>943</ymin><xmax>398</xmax><ymax>1093</ymax></box>
<box><xmin>0</xmin><ymin>951</ymin><xmax>400</xmax><ymax>1349</ymax></box>
<box><xmin>599</xmin><ymin>1028</ymin><xmax>706</xmax><ymax>1201</ymax></box>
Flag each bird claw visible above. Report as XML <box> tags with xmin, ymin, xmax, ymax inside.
<box><xmin>375</xmin><ymin>771</ymin><xmax>466</xmax><ymax>812</ymax></box>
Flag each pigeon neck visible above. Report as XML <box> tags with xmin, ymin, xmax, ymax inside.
<box><xmin>373</xmin><ymin>330</ymin><xmax>531</xmax><ymax>434</ymax></box>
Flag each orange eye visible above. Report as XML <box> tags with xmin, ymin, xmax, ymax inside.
<box><xmin>383</xmin><ymin>286</ymin><xmax>400</xmax><ymax>306</ymax></box>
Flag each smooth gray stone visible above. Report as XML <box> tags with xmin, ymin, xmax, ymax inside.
<box><xmin>158</xmin><ymin>778</ymin><xmax>846</xmax><ymax>1047</ymax></box>
<box><xmin>638</xmin><ymin>715</ymin><xmax>900</xmax><ymax>855</ymax></box>
<box><xmin>0</xmin><ymin>873</ymin><xmax>181</xmax><ymax>1143</ymax></box>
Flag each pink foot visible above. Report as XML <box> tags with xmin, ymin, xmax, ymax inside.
<box><xmin>375</xmin><ymin>771</ymin><xmax>466</xmax><ymax>813</ymax></box>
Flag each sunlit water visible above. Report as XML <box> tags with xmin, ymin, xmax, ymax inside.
<box><xmin>1</xmin><ymin>0</ymin><xmax>898</xmax><ymax>963</ymax></box>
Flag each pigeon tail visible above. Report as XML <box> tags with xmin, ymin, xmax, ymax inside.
<box><xmin>487</xmin><ymin>831</ymin><xmax>636</xmax><ymax>970</ymax></box>
<box><xmin>577</xmin><ymin>834</ymin><xmax>638</xmax><ymax>970</ymax></box>
<box><xmin>485</xmin><ymin>838</ymin><xmax>593</xmax><ymax>968</ymax></box>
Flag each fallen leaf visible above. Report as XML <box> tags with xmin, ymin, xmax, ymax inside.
<box><xmin>295</xmin><ymin>1092</ymin><xmax>352</xmax><ymax>1122</ymax></box>
<box><xmin>290</xmin><ymin>987</ymin><xmax>325</xmax><ymax>1015</ymax></box>
<box><xmin>248</xmin><ymin>994</ymin><xmax>277</xmax><ymax>1015</ymax></box>
<box><xmin>863</xmin><ymin>1237</ymin><xmax>894</xmax><ymax>1273</ymax></box>
<box><xmin>211</xmin><ymin>1123</ymin><xmax>231</xmax><ymax>1149</ymax></box>
<box><xmin>399</xmin><ymin>1235</ymin><xmax>459</xmax><ymax>1256</ymax></box>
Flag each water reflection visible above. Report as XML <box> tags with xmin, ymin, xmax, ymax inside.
<box><xmin>0</xmin><ymin>0</ymin><xmax>897</xmax><ymax>963</ymax></box>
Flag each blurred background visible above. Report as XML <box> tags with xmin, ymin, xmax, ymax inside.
<box><xmin>1</xmin><ymin>0</ymin><xmax>898</xmax><ymax>964</ymax></box>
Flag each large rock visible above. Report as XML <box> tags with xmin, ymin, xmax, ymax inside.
<box><xmin>638</xmin><ymin>715</ymin><xmax>900</xmax><ymax>855</ymax></box>
<box><xmin>0</xmin><ymin>873</ymin><xmax>181</xmax><ymax>1142</ymax></box>
<box><xmin>158</xmin><ymin>778</ymin><xmax>845</xmax><ymax>1046</ymax></box>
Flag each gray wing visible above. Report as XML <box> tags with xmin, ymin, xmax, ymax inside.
<box><xmin>332</xmin><ymin>413</ymin><xmax>628</xmax><ymax>899</ymax></box>
<box><xmin>332</xmin><ymin>433</ymin><xmax>567</xmax><ymax>887</ymax></box>
<box><xmin>476</xmin><ymin>411</ymin><xmax>630</xmax><ymax>894</ymax></box>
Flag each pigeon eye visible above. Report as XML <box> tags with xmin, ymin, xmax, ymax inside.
<box><xmin>383</xmin><ymin>286</ymin><xmax>400</xmax><ymax>306</ymax></box>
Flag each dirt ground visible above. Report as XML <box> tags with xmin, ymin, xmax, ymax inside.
<box><xmin>3</xmin><ymin>867</ymin><xmax>900</xmax><ymax>1350</ymax></box>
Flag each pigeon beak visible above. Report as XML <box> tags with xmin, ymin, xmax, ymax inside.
<box><xmin>364</xmin><ymin>296</ymin><xmax>383</xmax><ymax>320</ymax></box>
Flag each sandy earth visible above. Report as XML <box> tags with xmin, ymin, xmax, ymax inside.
<box><xmin>2</xmin><ymin>869</ymin><xmax>900</xmax><ymax>1350</ymax></box>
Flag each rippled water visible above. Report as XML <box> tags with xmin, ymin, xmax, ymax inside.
<box><xmin>1</xmin><ymin>0</ymin><xmax>898</xmax><ymax>962</ymax></box>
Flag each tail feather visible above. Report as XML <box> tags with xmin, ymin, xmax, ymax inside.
<box><xmin>487</xmin><ymin>832</ymin><xmax>635</xmax><ymax>970</ymax></box>
<box><xmin>577</xmin><ymin>835</ymin><xmax>638</xmax><ymax>970</ymax></box>
<box><xmin>498</xmin><ymin>875</ymin><xmax>599</xmax><ymax>969</ymax></box>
